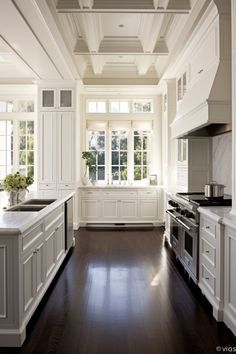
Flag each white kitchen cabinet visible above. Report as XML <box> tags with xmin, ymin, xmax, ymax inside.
<box><xmin>40</xmin><ymin>88</ymin><xmax>73</xmax><ymax>111</ymax></box>
<box><xmin>78</xmin><ymin>187</ymin><xmax>162</xmax><ymax>225</ymax></box>
<box><xmin>198</xmin><ymin>213</ymin><xmax>224</xmax><ymax>321</ymax></box>
<box><xmin>177</xmin><ymin>138</ymin><xmax>212</xmax><ymax>192</ymax></box>
<box><xmin>223</xmin><ymin>226</ymin><xmax>236</xmax><ymax>336</ymax></box>
<box><xmin>38</xmin><ymin>111</ymin><xmax>75</xmax><ymax>191</ymax></box>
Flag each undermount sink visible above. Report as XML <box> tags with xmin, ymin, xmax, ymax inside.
<box><xmin>7</xmin><ymin>205</ymin><xmax>46</xmax><ymax>212</ymax></box>
<box><xmin>22</xmin><ymin>199</ymin><xmax>56</xmax><ymax>205</ymax></box>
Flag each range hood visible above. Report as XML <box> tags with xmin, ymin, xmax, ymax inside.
<box><xmin>171</xmin><ymin>1</ymin><xmax>231</xmax><ymax>139</ymax></box>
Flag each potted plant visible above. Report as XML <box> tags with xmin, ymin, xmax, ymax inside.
<box><xmin>81</xmin><ymin>151</ymin><xmax>97</xmax><ymax>185</ymax></box>
<box><xmin>3</xmin><ymin>172</ymin><xmax>34</xmax><ymax>205</ymax></box>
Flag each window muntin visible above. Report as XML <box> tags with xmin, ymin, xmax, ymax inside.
<box><xmin>111</xmin><ymin>130</ymin><xmax>128</xmax><ymax>182</ymax></box>
<box><xmin>0</xmin><ymin>121</ymin><xmax>13</xmax><ymax>180</ymax></box>
<box><xmin>133</xmin><ymin>130</ymin><xmax>151</xmax><ymax>181</ymax></box>
<box><xmin>88</xmin><ymin>130</ymin><xmax>106</xmax><ymax>181</ymax></box>
<box><xmin>87</xmin><ymin>100</ymin><xmax>106</xmax><ymax>113</ymax></box>
<box><xmin>110</xmin><ymin>100</ymin><xmax>129</xmax><ymax>113</ymax></box>
<box><xmin>132</xmin><ymin>99</ymin><xmax>153</xmax><ymax>113</ymax></box>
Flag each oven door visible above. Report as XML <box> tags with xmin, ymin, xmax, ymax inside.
<box><xmin>166</xmin><ymin>210</ymin><xmax>181</xmax><ymax>257</ymax></box>
<box><xmin>177</xmin><ymin>217</ymin><xmax>198</xmax><ymax>282</ymax></box>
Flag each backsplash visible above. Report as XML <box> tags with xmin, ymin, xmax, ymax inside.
<box><xmin>212</xmin><ymin>132</ymin><xmax>232</xmax><ymax>195</ymax></box>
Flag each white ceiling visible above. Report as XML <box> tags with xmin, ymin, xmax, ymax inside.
<box><xmin>0</xmin><ymin>0</ymin><xmax>209</xmax><ymax>86</ymax></box>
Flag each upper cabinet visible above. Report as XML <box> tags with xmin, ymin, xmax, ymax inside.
<box><xmin>40</xmin><ymin>88</ymin><xmax>74</xmax><ymax>111</ymax></box>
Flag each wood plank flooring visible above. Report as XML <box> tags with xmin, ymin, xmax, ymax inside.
<box><xmin>1</xmin><ymin>227</ymin><xmax>236</xmax><ymax>354</ymax></box>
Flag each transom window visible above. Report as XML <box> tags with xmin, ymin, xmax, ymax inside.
<box><xmin>87</xmin><ymin>100</ymin><xmax>106</xmax><ymax>113</ymax></box>
<box><xmin>0</xmin><ymin>100</ymin><xmax>34</xmax><ymax>112</ymax></box>
<box><xmin>110</xmin><ymin>100</ymin><xmax>129</xmax><ymax>113</ymax></box>
<box><xmin>132</xmin><ymin>99</ymin><xmax>153</xmax><ymax>113</ymax></box>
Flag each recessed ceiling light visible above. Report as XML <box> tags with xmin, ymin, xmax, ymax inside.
<box><xmin>118</xmin><ymin>24</ymin><xmax>124</xmax><ymax>28</ymax></box>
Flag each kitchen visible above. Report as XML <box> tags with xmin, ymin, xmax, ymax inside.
<box><xmin>0</xmin><ymin>0</ymin><xmax>236</xmax><ymax>353</ymax></box>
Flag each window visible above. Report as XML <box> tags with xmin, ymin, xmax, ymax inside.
<box><xmin>87</xmin><ymin>100</ymin><xmax>106</xmax><ymax>113</ymax></box>
<box><xmin>0</xmin><ymin>120</ymin><xmax>35</xmax><ymax>182</ymax></box>
<box><xmin>88</xmin><ymin>130</ymin><xmax>106</xmax><ymax>181</ymax></box>
<box><xmin>133</xmin><ymin>131</ymin><xmax>151</xmax><ymax>181</ymax></box>
<box><xmin>111</xmin><ymin>131</ymin><xmax>128</xmax><ymax>182</ymax></box>
<box><xmin>0</xmin><ymin>100</ymin><xmax>34</xmax><ymax>112</ymax></box>
<box><xmin>0</xmin><ymin>121</ymin><xmax>13</xmax><ymax>180</ymax></box>
<box><xmin>19</xmin><ymin>121</ymin><xmax>34</xmax><ymax>178</ymax></box>
<box><xmin>110</xmin><ymin>100</ymin><xmax>129</xmax><ymax>113</ymax></box>
<box><xmin>133</xmin><ymin>99</ymin><xmax>153</xmax><ymax>113</ymax></box>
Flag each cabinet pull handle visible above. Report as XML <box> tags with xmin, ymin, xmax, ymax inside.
<box><xmin>205</xmin><ymin>250</ymin><xmax>210</xmax><ymax>254</ymax></box>
<box><xmin>46</xmin><ymin>184</ymin><xmax>49</xmax><ymax>187</ymax></box>
<box><xmin>55</xmin><ymin>227</ymin><xmax>59</xmax><ymax>231</ymax></box>
<box><xmin>205</xmin><ymin>277</ymin><xmax>209</xmax><ymax>280</ymax></box>
<box><xmin>198</xmin><ymin>69</ymin><xmax>203</xmax><ymax>74</ymax></box>
<box><xmin>205</xmin><ymin>226</ymin><xmax>210</xmax><ymax>229</ymax></box>
<box><xmin>65</xmin><ymin>184</ymin><xmax>69</xmax><ymax>187</ymax></box>
<box><xmin>33</xmin><ymin>250</ymin><xmax>37</xmax><ymax>254</ymax></box>
<box><xmin>36</xmin><ymin>248</ymin><xmax>40</xmax><ymax>252</ymax></box>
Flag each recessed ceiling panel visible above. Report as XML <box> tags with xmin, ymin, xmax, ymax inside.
<box><xmin>101</xmin><ymin>14</ymin><xmax>142</xmax><ymax>37</ymax></box>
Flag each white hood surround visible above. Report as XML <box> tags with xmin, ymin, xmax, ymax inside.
<box><xmin>171</xmin><ymin>0</ymin><xmax>231</xmax><ymax>139</ymax></box>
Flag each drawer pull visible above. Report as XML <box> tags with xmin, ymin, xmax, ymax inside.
<box><xmin>55</xmin><ymin>227</ymin><xmax>59</xmax><ymax>231</ymax></box>
<box><xmin>205</xmin><ymin>226</ymin><xmax>210</xmax><ymax>229</ymax></box>
<box><xmin>205</xmin><ymin>277</ymin><xmax>209</xmax><ymax>280</ymax></box>
<box><xmin>205</xmin><ymin>250</ymin><xmax>210</xmax><ymax>254</ymax></box>
<box><xmin>33</xmin><ymin>250</ymin><xmax>37</xmax><ymax>254</ymax></box>
<box><xmin>36</xmin><ymin>248</ymin><xmax>41</xmax><ymax>252</ymax></box>
<box><xmin>46</xmin><ymin>184</ymin><xmax>49</xmax><ymax>187</ymax></box>
<box><xmin>198</xmin><ymin>69</ymin><xmax>203</xmax><ymax>74</ymax></box>
<box><xmin>65</xmin><ymin>184</ymin><xmax>68</xmax><ymax>187</ymax></box>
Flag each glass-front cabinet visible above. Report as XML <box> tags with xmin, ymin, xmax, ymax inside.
<box><xmin>40</xmin><ymin>89</ymin><xmax>73</xmax><ymax>110</ymax></box>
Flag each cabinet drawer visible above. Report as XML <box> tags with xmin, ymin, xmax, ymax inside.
<box><xmin>200</xmin><ymin>263</ymin><xmax>215</xmax><ymax>295</ymax></box>
<box><xmin>23</xmin><ymin>223</ymin><xmax>44</xmax><ymax>253</ymax></box>
<box><xmin>102</xmin><ymin>189</ymin><xmax>137</xmax><ymax>199</ymax></box>
<box><xmin>39</xmin><ymin>183</ymin><xmax>57</xmax><ymax>190</ymax></box>
<box><xmin>58</xmin><ymin>183</ymin><xmax>75</xmax><ymax>190</ymax></box>
<box><xmin>81</xmin><ymin>189</ymin><xmax>100</xmax><ymax>198</ymax></box>
<box><xmin>44</xmin><ymin>206</ymin><xmax>64</xmax><ymax>233</ymax></box>
<box><xmin>138</xmin><ymin>189</ymin><xmax>157</xmax><ymax>198</ymax></box>
<box><xmin>201</xmin><ymin>216</ymin><xmax>216</xmax><ymax>238</ymax></box>
<box><xmin>201</xmin><ymin>237</ymin><xmax>216</xmax><ymax>266</ymax></box>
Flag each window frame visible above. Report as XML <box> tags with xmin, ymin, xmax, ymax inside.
<box><xmin>132</xmin><ymin>99</ymin><xmax>153</xmax><ymax>114</ymax></box>
<box><xmin>109</xmin><ymin>99</ymin><xmax>130</xmax><ymax>114</ymax></box>
<box><xmin>86</xmin><ymin>99</ymin><xmax>107</xmax><ymax>113</ymax></box>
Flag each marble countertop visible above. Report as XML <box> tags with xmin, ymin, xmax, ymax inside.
<box><xmin>198</xmin><ymin>206</ymin><xmax>231</xmax><ymax>223</ymax></box>
<box><xmin>78</xmin><ymin>184</ymin><xmax>163</xmax><ymax>189</ymax></box>
<box><xmin>0</xmin><ymin>191</ymin><xmax>74</xmax><ymax>234</ymax></box>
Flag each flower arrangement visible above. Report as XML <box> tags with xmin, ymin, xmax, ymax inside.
<box><xmin>3</xmin><ymin>172</ymin><xmax>33</xmax><ymax>192</ymax></box>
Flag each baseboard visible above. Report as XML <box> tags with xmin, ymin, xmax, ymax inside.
<box><xmin>78</xmin><ymin>222</ymin><xmax>164</xmax><ymax>229</ymax></box>
<box><xmin>0</xmin><ymin>328</ymin><xmax>26</xmax><ymax>347</ymax></box>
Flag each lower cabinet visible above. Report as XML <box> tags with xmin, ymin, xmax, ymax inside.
<box><xmin>0</xmin><ymin>203</ymin><xmax>69</xmax><ymax>347</ymax></box>
<box><xmin>223</xmin><ymin>225</ymin><xmax>236</xmax><ymax>336</ymax></box>
<box><xmin>78</xmin><ymin>187</ymin><xmax>161</xmax><ymax>224</ymax></box>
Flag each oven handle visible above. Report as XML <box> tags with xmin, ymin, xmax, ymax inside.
<box><xmin>176</xmin><ymin>217</ymin><xmax>191</xmax><ymax>231</ymax></box>
<box><xmin>166</xmin><ymin>209</ymin><xmax>178</xmax><ymax>219</ymax></box>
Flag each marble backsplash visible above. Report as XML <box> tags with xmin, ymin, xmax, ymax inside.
<box><xmin>212</xmin><ymin>132</ymin><xmax>232</xmax><ymax>195</ymax></box>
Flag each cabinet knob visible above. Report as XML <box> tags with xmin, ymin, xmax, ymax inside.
<box><xmin>198</xmin><ymin>69</ymin><xmax>203</xmax><ymax>74</ymax></box>
<box><xmin>33</xmin><ymin>250</ymin><xmax>37</xmax><ymax>254</ymax></box>
<box><xmin>55</xmin><ymin>227</ymin><xmax>59</xmax><ymax>231</ymax></box>
<box><xmin>205</xmin><ymin>277</ymin><xmax>209</xmax><ymax>280</ymax></box>
<box><xmin>36</xmin><ymin>248</ymin><xmax>40</xmax><ymax>252</ymax></box>
<box><xmin>205</xmin><ymin>250</ymin><xmax>210</xmax><ymax>254</ymax></box>
<box><xmin>65</xmin><ymin>184</ymin><xmax>69</xmax><ymax>187</ymax></box>
<box><xmin>205</xmin><ymin>226</ymin><xmax>210</xmax><ymax>229</ymax></box>
<box><xmin>46</xmin><ymin>184</ymin><xmax>49</xmax><ymax>187</ymax></box>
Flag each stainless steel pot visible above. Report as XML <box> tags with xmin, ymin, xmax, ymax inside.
<box><xmin>204</xmin><ymin>181</ymin><xmax>225</xmax><ymax>199</ymax></box>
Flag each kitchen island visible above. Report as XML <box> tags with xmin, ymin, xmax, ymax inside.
<box><xmin>0</xmin><ymin>191</ymin><xmax>74</xmax><ymax>347</ymax></box>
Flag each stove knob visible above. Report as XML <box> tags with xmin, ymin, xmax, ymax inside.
<box><xmin>185</xmin><ymin>211</ymin><xmax>194</xmax><ymax>219</ymax></box>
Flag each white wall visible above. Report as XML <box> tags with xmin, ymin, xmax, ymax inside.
<box><xmin>212</xmin><ymin>132</ymin><xmax>232</xmax><ymax>195</ymax></box>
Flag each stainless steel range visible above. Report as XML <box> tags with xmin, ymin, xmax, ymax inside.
<box><xmin>166</xmin><ymin>192</ymin><xmax>232</xmax><ymax>284</ymax></box>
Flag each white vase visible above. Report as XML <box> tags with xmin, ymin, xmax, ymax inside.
<box><xmin>82</xmin><ymin>167</ymin><xmax>90</xmax><ymax>186</ymax></box>
<box><xmin>8</xmin><ymin>191</ymin><xmax>18</xmax><ymax>206</ymax></box>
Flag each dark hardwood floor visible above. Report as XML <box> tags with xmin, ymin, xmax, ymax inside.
<box><xmin>1</xmin><ymin>227</ymin><xmax>236</xmax><ymax>354</ymax></box>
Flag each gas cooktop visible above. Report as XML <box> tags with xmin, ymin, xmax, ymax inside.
<box><xmin>176</xmin><ymin>192</ymin><xmax>232</xmax><ymax>207</ymax></box>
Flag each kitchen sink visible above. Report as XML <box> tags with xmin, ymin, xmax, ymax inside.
<box><xmin>6</xmin><ymin>205</ymin><xmax>46</xmax><ymax>212</ymax></box>
<box><xmin>22</xmin><ymin>199</ymin><xmax>56</xmax><ymax>205</ymax></box>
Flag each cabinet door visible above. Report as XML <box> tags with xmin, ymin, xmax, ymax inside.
<box><xmin>35</xmin><ymin>241</ymin><xmax>44</xmax><ymax>295</ymax></box>
<box><xmin>23</xmin><ymin>252</ymin><xmax>35</xmax><ymax>313</ymax></box>
<box><xmin>102</xmin><ymin>200</ymin><xmax>119</xmax><ymax>219</ymax></box>
<box><xmin>59</xmin><ymin>89</ymin><xmax>73</xmax><ymax>110</ymax></box>
<box><xmin>57</xmin><ymin>112</ymin><xmax>74</xmax><ymax>187</ymax></box>
<box><xmin>45</xmin><ymin>230</ymin><xmax>56</xmax><ymax>279</ymax></box>
<box><xmin>81</xmin><ymin>200</ymin><xmax>100</xmax><ymax>219</ymax></box>
<box><xmin>119</xmin><ymin>200</ymin><xmax>138</xmax><ymax>220</ymax></box>
<box><xmin>40</xmin><ymin>89</ymin><xmax>56</xmax><ymax>110</ymax></box>
<box><xmin>55</xmin><ymin>221</ymin><xmax>65</xmax><ymax>262</ymax></box>
<box><xmin>139</xmin><ymin>199</ymin><xmax>158</xmax><ymax>220</ymax></box>
<box><xmin>39</xmin><ymin>112</ymin><xmax>57</xmax><ymax>185</ymax></box>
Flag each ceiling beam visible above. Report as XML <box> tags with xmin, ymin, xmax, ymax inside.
<box><xmin>74</xmin><ymin>39</ymin><xmax>169</xmax><ymax>55</ymax></box>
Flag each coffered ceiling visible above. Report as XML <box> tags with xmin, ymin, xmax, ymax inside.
<box><xmin>0</xmin><ymin>0</ymin><xmax>210</xmax><ymax>86</ymax></box>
